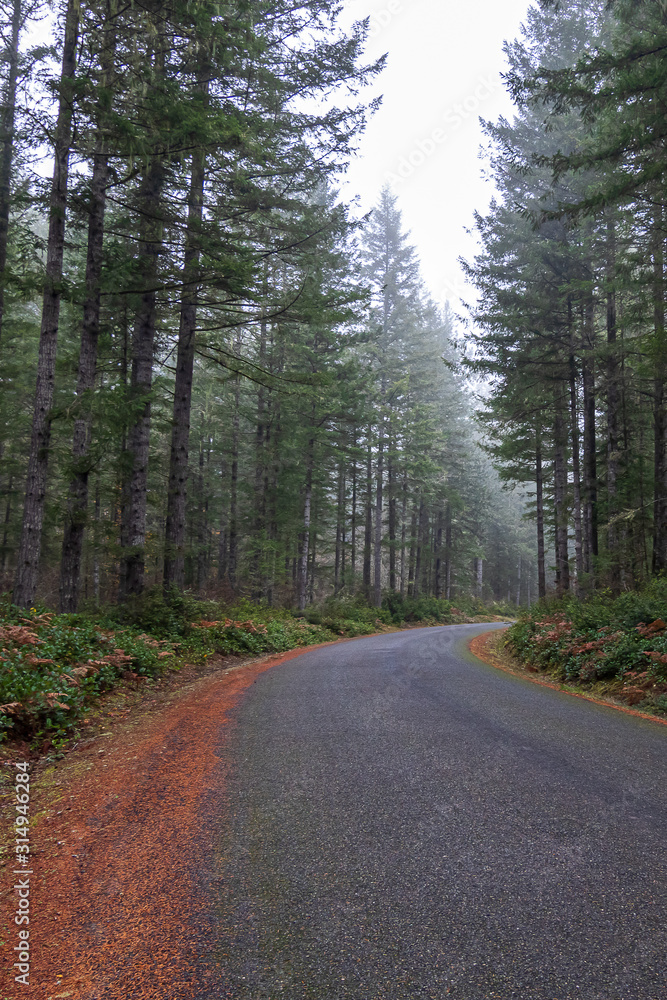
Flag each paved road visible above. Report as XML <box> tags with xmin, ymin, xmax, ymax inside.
<box><xmin>204</xmin><ymin>624</ymin><xmax>667</xmax><ymax>1000</ymax></box>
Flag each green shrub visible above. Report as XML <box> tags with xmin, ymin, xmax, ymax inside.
<box><xmin>506</xmin><ymin>583</ymin><xmax>667</xmax><ymax>709</ymax></box>
<box><xmin>0</xmin><ymin>608</ymin><xmax>176</xmax><ymax>740</ymax></box>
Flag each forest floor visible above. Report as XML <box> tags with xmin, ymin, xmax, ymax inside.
<box><xmin>471</xmin><ymin>628</ymin><xmax>667</xmax><ymax>726</ymax></box>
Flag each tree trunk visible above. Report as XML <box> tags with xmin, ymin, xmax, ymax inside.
<box><xmin>419</xmin><ymin>503</ymin><xmax>429</xmax><ymax>596</ymax></box>
<box><xmin>553</xmin><ymin>395</ymin><xmax>570</xmax><ymax>596</ymax></box>
<box><xmin>297</xmin><ymin>435</ymin><xmax>314</xmax><ymax>612</ymax></box>
<box><xmin>568</xmin><ymin>315</ymin><xmax>584</xmax><ymax>594</ymax></box>
<box><xmin>407</xmin><ymin>506</ymin><xmax>417</xmax><ymax>596</ymax></box>
<box><xmin>434</xmin><ymin>511</ymin><xmax>443</xmax><ymax>599</ymax></box>
<box><xmin>163</xmin><ymin>121</ymin><xmax>208</xmax><ymax>592</ymax></box>
<box><xmin>652</xmin><ymin>203</ymin><xmax>667</xmax><ymax>574</ymax></box>
<box><xmin>0</xmin><ymin>0</ymin><xmax>22</xmax><ymax>345</ymax></box>
<box><xmin>606</xmin><ymin>216</ymin><xmax>621</xmax><ymax>595</ymax></box>
<box><xmin>196</xmin><ymin>432</ymin><xmax>209</xmax><ymax>592</ymax></box>
<box><xmin>400</xmin><ymin>473</ymin><xmax>408</xmax><ymax>597</ymax></box>
<box><xmin>445</xmin><ymin>502</ymin><xmax>452</xmax><ymax>600</ymax></box>
<box><xmin>413</xmin><ymin>500</ymin><xmax>425</xmax><ymax>597</ymax></box>
<box><xmin>536</xmin><ymin>428</ymin><xmax>546</xmax><ymax>600</ymax></box>
<box><xmin>388</xmin><ymin>434</ymin><xmax>396</xmax><ymax>591</ymax></box>
<box><xmin>118</xmin><ymin>153</ymin><xmax>165</xmax><ymax>598</ymax></box>
<box><xmin>227</xmin><ymin>370</ymin><xmax>241</xmax><ymax>589</ymax></box>
<box><xmin>334</xmin><ymin>459</ymin><xmax>344</xmax><ymax>593</ymax></box>
<box><xmin>373</xmin><ymin>422</ymin><xmax>383</xmax><ymax>607</ymax></box>
<box><xmin>1</xmin><ymin>474</ymin><xmax>13</xmax><ymax>574</ymax></box>
<box><xmin>363</xmin><ymin>432</ymin><xmax>372</xmax><ymax>597</ymax></box>
<box><xmin>350</xmin><ymin>431</ymin><xmax>357</xmax><ymax>587</ymax></box>
<box><xmin>582</xmin><ymin>345</ymin><xmax>598</xmax><ymax>575</ymax></box>
<box><xmin>59</xmin><ymin>3</ymin><xmax>116</xmax><ymax>612</ymax></box>
<box><xmin>13</xmin><ymin>0</ymin><xmax>80</xmax><ymax>608</ymax></box>
<box><xmin>475</xmin><ymin>556</ymin><xmax>483</xmax><ymax>599</ymax></box>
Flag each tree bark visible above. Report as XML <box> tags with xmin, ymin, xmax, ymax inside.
<box><xmin>13</xmin><ymin>0</ymin><xmax>80</xmax><ymax>608</ymax></box>
<box><xmin>536</xmin><ymin>428</ymin><xmax>546</xmax><ymax>600</ymax></box>
<box><xmin>163</xmin><ymin>116</ymin><xmax>208</xmax><ymax>592</ymax></box>
<box><xmin>373</xmin><ymin>421</ymin><xmax>383</xmax><ymax>607</ymax></box>
<box><xmin>400</xmin><ymin>472</ymin><xmax>408</xmax><ymax>596</ymax></box>
<box><xmin>334</xmin><ymin>459</ymin><xmax>344</xmax><ymax>593</ymax></box>
<box><xmin>553</xmin><ymin>395</ymin><xmax>570</xmax><ymax>596</ymax></box>
<box><xmin>605</xmin><ymin>216</ymin><xmax>621</xmax><ymax>594</ymax></box>
<box><xmin>582</xmin><ymin>346</ymin><xmax>598</xmax><ymax>575</ymax></box>
<box><xmin>59</xmin><ymin>2</ymin><xmax>116</xmax><ymax>612</ymax></box>
<box><xmin>363</xmin><ymin>431</ymin><xmax>372</xmax><ymax>597</ymax></box>
<box><xmin>413</xmin><ymin>500</ymin><xmax>425</xmax><ymax>597</ymax></box>
<box><xmin>475</xmin><ymin>556</ymin><xmax>483</xmax><ymax>600</ymax></box>
<box><xmin>568</xmin><ymin>309</ymin><xmax>584</xmax><ymax>594</ymax></box>
<box><xmin>407</xmin><ymin>506</ymin><xmax>416</xmax><ymax>597</ymax></box>
<box><xmin>0</xmin><ymin>0</ymin><xmax>22</xmax><ymax>345</ymax></box>
<box><xmin>118</xmin><ymin>153</ymin><xmax>165</xmax><ymax>598</ymax></box>
<box><xmin>652</xmin><ymin>203</ymin><xmax>667</xmax><ymax>574</ymax></box>
<box><xmin>227</xmin><ymin>370</ymin><xmax>241</xmax><ymax>590</ymax></box>
<box><xmin>297</xmin><ymin>434</ymin><xmax>314</xmax><ymax>612</ymax></box>
<box><xmin>350</xmin><ymin>432</ymin><xmax>357</xmax><ymax>587</ymax></box>
<box><xmin>434</xmin><ymin>511</ymin><xmax>443</xmax><ymax>599</ymax></box>
<box><xmin>445</xmin><ymin>502</ymin><xmax>452</xmax><ymax>600</ymax></box>
<box><xmin>387</xmin><ymin>432</ymin><xmax>396</xmax><ymax>592</ymax></box>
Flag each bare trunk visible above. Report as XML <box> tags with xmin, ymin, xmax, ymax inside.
<box><xmin>227</xmin><ymin>372</ymin><xmax>240</xmax><ymax>589</ymax></box>
<box><xmin>475</xmin><ymin>556</ymin><xmax>483</xmax><ymax>599</ymax></box>
<box><xmin>388</xmin><ymin>435</ymin><xmax>396</xmax><ymax>591</ymax></box>
<box><xmin>59</xmin><ymin>3</ymin><xmax>116</xmax><ymax>612</ymax></box>
<box><xmin>400</xmin><ymin>473</ymin><xmax>407</xmax><ymax>597</ymax></box>
<box><xmin>445</xmin><ymin>502</ymin><xmax>452</xmax><ymax>600</ymax></box>
<box><xmin>118</xmin><ymin>154</ymin><xmax>165</xmax><ymax>598</ymax></box>
<box><xmin>554</xmin><ymin>396</ymin><xmax>570</xmax><ymax>596</ymax></box>
<box><xmin>568</xmin><ymin>313</ymin><xmax>584</xmax><ymax>593</ymax></box>
<box><xmin>13</xmin><ymin>0</ymin><xmax>80</xmax><ymax>608</ymax></box>
<box><xmin>373</xmin><ymin>424</ymin><xmax>383</xmax><ymax>607</ymax></box>
<box><xmin>1</xmin><ymin>474</ymin><xmax>13</xmax><ymax>573</ymax></box>
<box><xmin>350</xmin><ymin>435</ymin><xmax>357</xmax><ymax>587</ymax></box>
<box><xmin>652</xmin><ymin>203</ymin><xmax>667</xmax><ymax>574</ymax></box>
<box><xmin>297</xmin><ymin>436</ymin><xmax>314</xmax><ymax>612</ymax></box>
<box><xmin>413</xmin><ymin>500</ymin><xmax>425</xmax><ymax>597</ymax></box>
<box><xmin>582</xmin><ymin>345</ymin><xmax>598</xmax><ymax>576</ymax></box>
<box><xmin>606</xmin><ymin>217</ymin><xmax>621</xmax><ymax>594</ymax></box>
<box><xmin>334</xmin><ymin>459</ymin><xmax>344</xmax><ymax>593</ymax></box>
<box><xmin>434</xmin><ymin>511</ymin><xmax>443</xmax><ymax>599</ymax></box>
<box><xmin>407</xmin><ymin>507</ymin><xmax>417</xmax><ymax>596</ymax></box>
<box><xmin>536</xmin><ymin>429</ymin><xmax>546</xmax><ymax>600</ymax></box>
<box><xmin>163</xmin><ymin>125</ymin><xmax>207</xmax><ymax>592</ymax></box>
<box><xmin>363</xmin><ymin>432</ymin><xmax>372</xmax><ymax>597</ymax></box>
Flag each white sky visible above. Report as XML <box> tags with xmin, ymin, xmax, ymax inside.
<box><xmin>340</xmin><ymin>0</ymin><xmax>532</xmax><ymax>310</ymax></box>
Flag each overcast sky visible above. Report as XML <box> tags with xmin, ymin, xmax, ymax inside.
<box><xmin>340</xmin><ymin>0</ymin><xmax>532</xmax><ymax>310</ymax></box>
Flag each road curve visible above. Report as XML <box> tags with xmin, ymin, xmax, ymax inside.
<box><xmin>203</xmin><ymin>623</ymin><xmax>667</xmax><ymax>1000</ymax></box>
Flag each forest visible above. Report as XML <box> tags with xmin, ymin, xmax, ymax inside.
<box><xmin>0</xmin><ymin>0</ymin><xmax>664</xmax><ymax>620</ymax></box>
<box><xmin>0</xmin><ymin>0</ymin><xmax>534</xmax><ymax>616</ymax></box>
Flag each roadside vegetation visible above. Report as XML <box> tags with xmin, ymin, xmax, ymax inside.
<box><xmin>506</xmin><ymin>581</ymin><xmax>667</xmax><ymax>717</ymax></box>
<box><xmin>0</xmin><ymin>592</ymin><xmax>512</xmax><ymax>745</ymax></box>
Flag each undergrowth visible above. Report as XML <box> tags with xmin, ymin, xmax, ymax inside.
<box><xmin>506</xmin><ymin>580</ymin><xmax>667</xmax><ymax>715</ymax></box>
<box><xmin>0</xmin><ymin>588</ymin><xmax>512</xmax><ymax>743</ymax></box>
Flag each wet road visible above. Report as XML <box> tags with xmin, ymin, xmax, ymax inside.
<box><xmin>206</xmin><ymin>624</ymin><xmax>667</xmax><ymax>1000</ymax></box>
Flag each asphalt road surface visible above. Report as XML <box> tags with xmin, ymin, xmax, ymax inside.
<box><xmin>205</xmin><ymin>623</ymin><xmax>667</xmax><ymax>1000</ymax></box>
